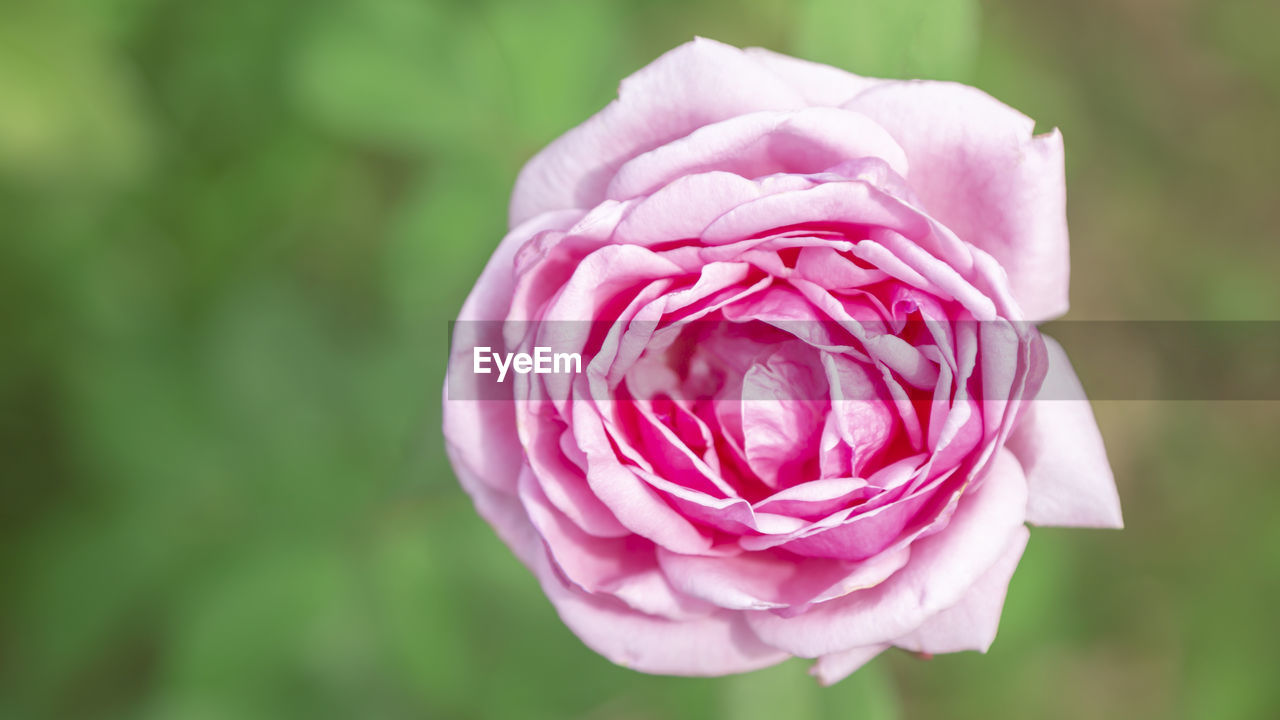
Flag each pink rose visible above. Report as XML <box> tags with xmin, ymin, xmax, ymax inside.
<box><xmin>443</xmin><ymin>38</ymin><xmax>1122</xmax><ymax>684</ymax></box>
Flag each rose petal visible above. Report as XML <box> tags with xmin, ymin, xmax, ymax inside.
<box><xmin>657</xmin><ymin>545</ymin><xmax>910</xmax><ymax>612</ymax></box>
<box><xmin>745</xmin><ymin>448</ymin><xmax>1029</xmax><ymax>656</ymax></box>
<box><xmin>511</xmin><ymin>498</ymin><xmax>790</xmax><ymax>675</ymax></box>
<box><xmin>701</xmin><ymin>181</ymin><xmax>929</xmax><ymax>246</ymax></box>
<box><xmin>518</xmin><ymin>517</ymin><xmax>790</xmax><ymax>675</ymax></box>
<box><xmin>745</xmin><ymin>46</ymin><xmax>881</xmax><ymax>106</ymax></box>
<box><xmin>519</xmin><ymin>469</ymin><xmax>714</xmax><ymax>620</ymax></box>
<box><xmin>810</xmin><ymin>644</ymin><xmax>889</xmax><ymax>686</ymax></box>
<box><xmin>740</xmin><ymin>346</ymin><xmax>828</xmax><ymax>488</ymax></box>
<box><xmin>522</xmin><ymin>414</ymin><xmax>631</xmax><ymax>537</ymax></box>
<box><xmin>444</xmin><ymin>209</ymin><xmax>584</xmax><ymax>497</ymax></box>
<box><xmin>543</xmin><ymin>582</ymin><xmax>791</xmax><ymax>676</ymax></box>
<box><xmin>894</xmin><ymin>524</ymin><xmax>1029</xmax><ymax>653</ymax></box>
<box><xmin>752</xmin><ymin>477</ymin><xmax>873</xmax><ymax>518</ymax></box>
<box><xmin>614</xmin><ymin>172</ymin><xmax>764</xmax><ymax>246</ymax></box>
<box><xmin>1007</xmin><ymin>335</ymin><xmax>1123</xmax><ymax>528</ymax></box>
<box><xmin>607</xmin><ymin>108</ymin><xmax>908</xmax><ymax>199</ymax></box>
<box><xmin>845</xmin><ymin>81</ymin><xmax>1069</xmax><ymax>321</ymax></box>
<box><xmin>510</xmin><ymin>38</ymin><xmax>805</xmax><ymax>226</ymax></box>
<box><xmin>792</xmin><ymin>246</ymin><xmax>889</xmax><ymax>289</ymax></box>
<box><xmin>734</xmin><ymin>453</ymin><xmax>930</xmax><ymax>556</ymax></box>
<box><xmin>573</xmin><ymin>406</ymin><xmax>719</xmax><ymax>554</ymax></box>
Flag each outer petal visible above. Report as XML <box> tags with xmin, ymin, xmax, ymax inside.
<box><xmin>656</xmin><ymin>545</ymin><xmax>910</xmax><ymax>612</ymax></box>
<box><xmin>701</xmin><ymin>181</ymin><xmax>929</xmax><ymax>245</ymax></box>
<box><xmin>810</xmin><ymin>644</ymin><xmax>889</xmax><ymax>686</ymax></box>
<box><xmin>459</xmin><ymin>454</ymin><xmax>789</xmax><ymax>676</ymax></box>
<box><xmin>606</xmin><ymin>107</ymin><xmax>908</xmax><ymax>199</ymax></box>
<box><xmin>845</xmin><ymin>81</ymin><xmax>1070</xmax><ymax>321</ymax></box>
<box><xmin>532</xmin><ymin>545</ymin><xmax>790</xmax><ymax>675</ymax></box>
<box><xmin>744</xmin><ymin>46</ymin><xmax>881</xmax><ymax>106</ymax></box>
<box><xmin>509</xmin><ymin>37</ymin><xmax>805</xmax><ymax>226</ymax></box>
<box><xmin>519</xmin><ymin>471</ymin><xmax>714</xmax><ymax>620</ymax></box>
<box><xmin>1007</xmin><ymin>335</ymin><xmax>1123</xmax><ymax>528</ymax></box>
<box><xmin>443</xmin><ymin>209</ymin><xmax>584</xmax><ymax>496</ymax></box>
<box><xmin>894</xmin><ymin>524</ymin><xmax>1029</xmax><ymax>654</ymax></box>
<box><xmin>745</xmin><ymin>449</ymin><xmax>1029</xmax><ymax>657</ymax></box>
<box><xmin>613</xmin><ymin>171</ymin><xmax>764</xmax><ymax>246</ymax></box>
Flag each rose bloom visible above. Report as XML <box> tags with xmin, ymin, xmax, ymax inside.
<box><xmin>444</xmin><ymin>38</ymin><xmax>1122</xmax><ymax>684</ymax></box>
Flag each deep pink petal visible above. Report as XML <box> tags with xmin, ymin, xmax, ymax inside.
<box><xmin>573</xmin><ymin>406</ymin><xmax>720</xmax><ymax>554</ymax></box>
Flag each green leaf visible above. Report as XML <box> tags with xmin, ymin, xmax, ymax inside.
<box><xmin>794</xmin><ymin>0</ymin><xmax>980</xmax><ymax>81</ymax></box>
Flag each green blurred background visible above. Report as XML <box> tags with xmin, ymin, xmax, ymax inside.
<box><xmin>2</xmin><ymin>0</ymin><xmax>1278</xmax><ymax>718</ymax></box>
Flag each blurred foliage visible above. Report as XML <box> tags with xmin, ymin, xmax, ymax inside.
<box><xmin>796</xmin><ymin>0</ymin><xmax>980</xmax><ymax>81</ymax></box>
<box><xmin>1</xmin><ymin>0</ymin><xmax>1278</xmax><ymax>718</ymax></box>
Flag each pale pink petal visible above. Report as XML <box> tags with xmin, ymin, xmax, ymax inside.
<box><xmin>1007</xmin><ymin>335</ymin><xmax>1123</xmax><ymax>528</ymax></box>
<box><xmin>518</xmin><ymin>470</ymin><xmax>714</xmax><ymax>620</ymax></box>
<box><xmin>821</xmin><ymin>349</ymin><xmax>895</xmax><ymax>475</ymax></box>
<box><xmin>810</xmin><ymin>644</ymin><xmax>889</xmax><ymax>686</ymax></box>
<box><xmin>762</xmin><ymin>476</ymin><xmax>936</xmax><ymax>561</ymax></box>
<box><xmin>613</xmin><ymin>172</ymin><xmax>764</xmax><ymax>246</ymax></box>
<box><xmin>522</xmin><ymin>416</ymin><xmax>631</xmax><ymax>537</ymax></box>
<box><xmin>744</xmin><ymin>46</ymin><xmax>881</xmax><ymax>106</ymax></box>
<box><xmin>443</xmin><ymin>209</ymin><xmax>583</xmax><ymax>496</ymax></box>
<box><xmin>509</xmin><ymin>38</ymin><xmax>805</xmax><ymax>226</ymax></box>
<box><xmin>861</xmin><ymin>228</ymin><xmax>999</xmax><ymax>321</ymax></box>
<box><xmin>894</xmin><ymin>524</ymin><xmax>1029</xmax><ymax>653</ymax></box>
<box><xmin>745</xmin><ymin>449</ymin><xmax>1029</xmax><ymax>656</ymax></box>
<box><xmin>752</xmin><ymin>477</ymin><xmax>874</xmax><ymax>519</ymax></box>
<box><xmin>537</xmin><ymin>244</ymin><xmax>685</xmax><ymax>322</ymax></box>
<box><xmin>845</xmin><ymin>81</ymin><xmax>1070</xmax><ymax>321</ymax></box>
<box><xmin>792</xmin><ymin>246</ymin><xmax>890</xmax><ymax>289</ymax></box>
<box><xmin>455</xmin><ymin>463</ymin><xmax>550</xmax><ymax>571</ymax></box>
<box><xmin>607</xmin><ymin>108</ymin><xmax>908</xmax><ymax>199</ymax></box>
<box><xmin>533</xmin><ymin>552</ymin><xmax>790</xmax><ymax>675</ymax></box>
<box><xmin>505</xmin><ymin>200</ymin><xmax>636</xmax><ymax>322</ymax></box>
<box><xmin>656</xmin><ymin>545</ymin><xmax>909</xmax><ymax>612</ymax></box>
<box><xmin>474</xmin><ymin>467</ymin><xmax>790</xmax><ymax>674</ymax></box>
<box><xmin>701</xmin><ymin>181</ymin><xmax>929</xmax><ymax>245</ymax></box>
<box><xmin>625</xmin><ymin>462</ymin><xmax>807</xmax><ymax>537</ymax></box>
<box><xmin>740</xmin><ymin>348</ymin><xmax>827</xmax><ymax>488</ymax></box>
